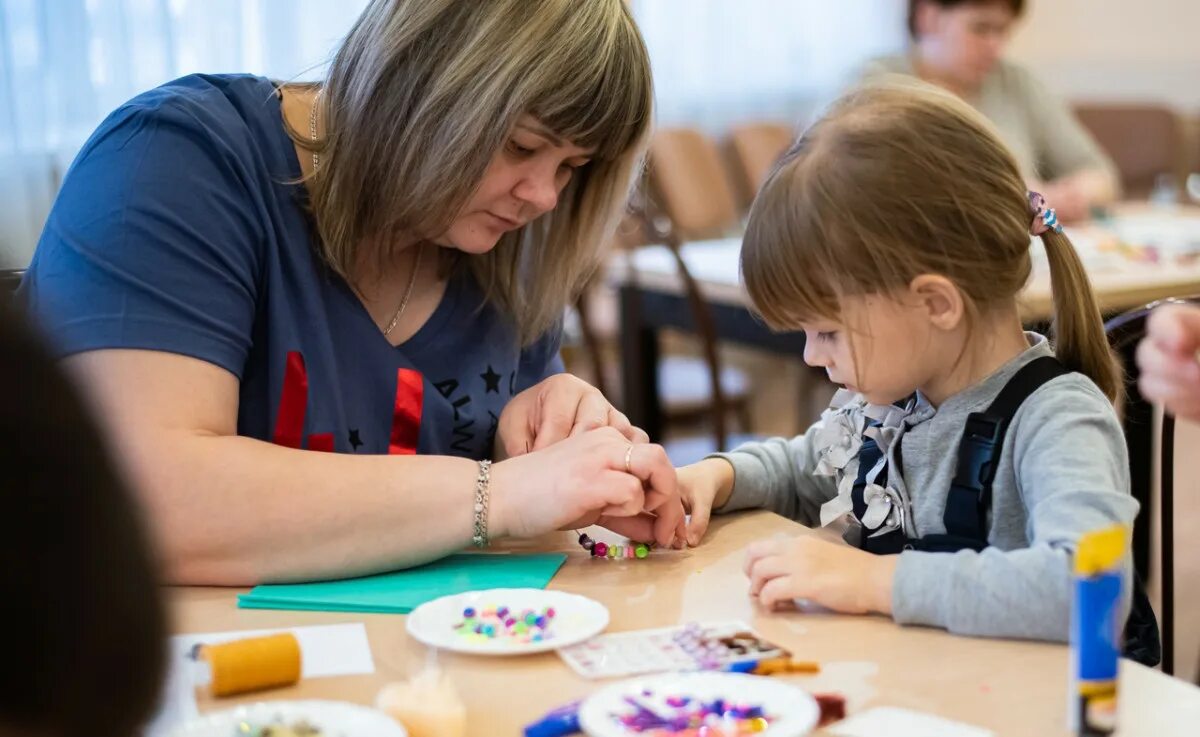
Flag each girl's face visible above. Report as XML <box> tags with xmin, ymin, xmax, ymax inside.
<box><xmin>437</xmin><ymin>115</ymin><xmax>594</xmax><ymax>254</ymax></box>
<box><xmin>800</xmin><ymin>295</ymin><xmax>939</xmax><ymax>406</ymax></box>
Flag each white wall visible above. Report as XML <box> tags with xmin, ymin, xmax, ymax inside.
<box><xmin>1008</xmin><ymin>0</ymin><xmax>1200</xmax><ymax>111</ymax></box>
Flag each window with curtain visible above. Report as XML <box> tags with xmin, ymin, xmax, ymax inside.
<box><xmin>1</xmin><ymin>0</ymin><xmax>905</xmax><ymax>267</ymax></box>
<box><xmin>0</xmin><ymin>0</ymin><xmax>369</xmax><ymax>267</ymax></box>
<box><xmin>630</xmin><ymin>0</ymin><xmax>906</xmax><ymax>132</ymax></box>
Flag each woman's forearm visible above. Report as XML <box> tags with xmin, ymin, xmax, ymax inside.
<box><xmin>131</xmin><ymin>431</ymin><xmax>487</xmax><ymax>584</ymax></box>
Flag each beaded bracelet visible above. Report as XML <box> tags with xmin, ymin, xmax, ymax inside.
<box><xmin>472</xmin><ymin>459</ymin><xmax>492</xmax><ymax>548</ymax></box>
<box><xmin>576</xmin><ymin>531</ymin><xmax>651</xmax><ymax>560</ymax></box>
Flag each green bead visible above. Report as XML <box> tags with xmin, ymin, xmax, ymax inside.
<box><xmin>608</xmin><ymin>545</ymin><xmax>618</xmax><ymax>558</ymax></box>
<box><xmin>635</xmin><ymin>544</ymin><xmax>649</xmax><ymax>559</ymax></box>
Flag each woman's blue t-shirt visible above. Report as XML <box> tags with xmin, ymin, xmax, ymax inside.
<box><xmin>20</xmin><ymin>74</ymin><xmax>562</xmax><ymax>458</ymax></box>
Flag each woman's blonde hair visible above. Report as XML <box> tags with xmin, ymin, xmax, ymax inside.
<box><xmin>294</xmin><ymin>0</ymin><xmax>652</xmax><ymax>345</ymax></box>
<box><xmin>742</xmin><ymin>80</ymin><xmax>1120</xmax><ymax>401</ymax></box>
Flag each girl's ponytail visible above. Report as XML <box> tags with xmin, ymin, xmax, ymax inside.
<box><xmin>1038</xmin><ymin>220</ymin><xmax>1122</xmax><ymax>403</ymax></box>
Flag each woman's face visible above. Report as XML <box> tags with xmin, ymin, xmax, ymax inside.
<box><xmin>916</xmin><ymin>2</ymin><xmax>1017</xmax><ymax>89</ymax></box>
<box><xmin>437</xmin><ymin>115</ymin><xmax>594</xmax><ymax>254</ymax></box>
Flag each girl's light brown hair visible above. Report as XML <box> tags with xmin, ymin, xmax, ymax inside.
<box><xmin>741</xmin><ymin>80</ymin><xmax>1120</xmax><ymax>401</ymax></box>
<box><xmin>292</xmin><ymin>0</ymin><xmax>653</xmax><ymax>345</ymax></box>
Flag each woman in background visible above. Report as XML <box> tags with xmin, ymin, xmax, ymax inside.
<box><xmin>858</xmin><ymin>0</ymin><xmax>1118</xmax><ymax>221</ymax></box>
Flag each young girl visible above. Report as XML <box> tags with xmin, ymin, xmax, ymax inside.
<box><xmin>679</xmin><ymin>81</ymin><xmax>1140</xmax><ymax>645</ymax></box>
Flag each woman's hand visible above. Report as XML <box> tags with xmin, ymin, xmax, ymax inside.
<box><xmin>495</xmin><ymin>374</ymin><xmax>647</xmax><ymax>460</ymax></box>
<box><xmin>743</xmin><ymin>534</ymin><xmax>897</xmax><ymax>615</ymax></box>
<box><xmin>489</xmin><ymin>427</ymin><xmax>684</xmax><ymax>548</ymax></box>
<box><xmin>1137</xmin><ymin>305</ymin><xmax>1200</xmax><ymax>421</ymax></box>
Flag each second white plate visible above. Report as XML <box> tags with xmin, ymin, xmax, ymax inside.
<box><xmin>405</xmin><ymin>587</ymin><xmax>609</xmax><ymax>655</ymax></box>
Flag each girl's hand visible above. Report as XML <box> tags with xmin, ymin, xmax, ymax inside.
<box><xmin>495</xmin><ymin>374</ymin><xmax>647</xmax><ymax>459</ymax></box>
<box><xmin>489</xmin><ymin>427</ymin><xmax>684</xmax><ymax>548</ymax></box>
<box><xmin>743</xmin><ymin>534</ymin><xmax>897</xmax><ymax>615</ymax></box>
<box><xmin>678</xmin><ymin>458</ymin><xmax>735</xmax><ymax>546</ymax></box>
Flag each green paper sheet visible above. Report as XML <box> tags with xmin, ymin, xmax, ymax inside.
<box><xmin>237</xmin><ymin>553</ymin><xmax>567</xmax><ymax>614</ymax></box>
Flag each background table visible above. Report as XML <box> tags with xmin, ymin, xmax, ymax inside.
<box><xmin>611</xmin><ymin>205</ymin><xmax>1200</xmax><ymax>440</ymax></box>
<box><xmin>168</xmin><ymin>511</ymin><xmax>1200</xmax><ymax>737</ymax></box>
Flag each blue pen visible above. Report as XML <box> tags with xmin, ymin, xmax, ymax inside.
<box><xmin>523</xmin><ymin>700</ymin><xmax>582</xmax><ymax>737</ymax></box>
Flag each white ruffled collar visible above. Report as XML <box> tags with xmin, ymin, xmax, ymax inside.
<box><xmin>812</xmin><ymin>389</ymin><xmax>928</xmax><ymax>536</ymax></box>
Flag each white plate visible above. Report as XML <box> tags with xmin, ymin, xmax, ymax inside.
<box><xmin>406</xmin><ymin>587</ymin><xmax>609</xmax><ymax>655</ymax></box>
<box><xmin>578</xmin><ymin>672</ymin><xmax>819</xmax><ymax>737</ymax></box>
<box><xmin>168</xmin><ymin>699</ymin><xmax>407</xmax><ymax>737</ymax></box>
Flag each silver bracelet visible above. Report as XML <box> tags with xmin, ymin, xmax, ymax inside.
<box><xmin>472</xmin><ymin>459</ymin><xmax>492</xmax><ymax>548</ymax></box>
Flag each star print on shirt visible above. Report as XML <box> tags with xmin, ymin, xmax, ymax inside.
<box><xmin>348</xmin><ymin>428</ymin><xmax>363</xmax><ymax>451</ymax></box>
<box><xmin>481</xmin><ymin>364</ymin><xmax>502</xmax><ymax>394</ymax></box>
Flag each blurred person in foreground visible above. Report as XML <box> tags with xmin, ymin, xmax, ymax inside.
<box><xmin>855</xmin><ymin>0</ymin><xmax>1118</xmax><ymax>222</ymax></box>
<box><xmin>0</xmin><ymin>304</ymin><xmax>166</xmax><ymax>737</ymax></box>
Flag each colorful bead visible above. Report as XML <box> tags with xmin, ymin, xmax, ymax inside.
<box><xmin>453</xmin><ymin>602</ymin><xmax>554</xmax><ymax>644</ymax></box>
<box><xmin>609</xmin><ymin>689</ymin><xmax>774</xmax><ymax>734</ymax></box>
<box><xmin>575</xmin><ymin>531</ymin><xmax>652</xmax><ymax>561</ymax></box>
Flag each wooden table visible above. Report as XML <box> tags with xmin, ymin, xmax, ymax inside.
<box><xmin>168</xmin><ymin>511</ymin><xmax>1200</xmax><ymax>736</ymax></box>
<box><xmin>610</xmin><ymin>206</ymin><xmax>1200</xmax><ymax>441</ymax></box>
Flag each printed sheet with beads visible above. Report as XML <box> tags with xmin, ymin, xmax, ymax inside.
<box><xmin>558</xmin><ymin>621</ymin><xmax>789</xmax><ymax>680</ymax></box>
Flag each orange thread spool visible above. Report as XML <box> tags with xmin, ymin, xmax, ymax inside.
<box><xmin>201</xmin><ymin>633</ymin><xmax>302</xmax><ymax>697</ymax></box>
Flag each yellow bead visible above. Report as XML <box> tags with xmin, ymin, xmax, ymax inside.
<box><xmin>749</xmin><ymin>717</ymin><xmax>769</xmax><ymax>732</ymax></box>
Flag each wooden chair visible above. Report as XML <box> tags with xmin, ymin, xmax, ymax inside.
<box><xmin>727</xmin><ymin>122</ymin><xmax>794</xmax><ymax>208</ymax></box>
<box><xmin>1074</xmin><ymin>104</ymin><xmax>1186</xmax><ymax>200</ymax></box>
<box><xmin>640</xmin><ymin>129</ymin><xmax>759</xmax><ymax>453</ymax></box>
<box><xmin>647</xmin><ymin>127</ymin><xmax>742</xmax><ymax>240</ymax></box>
<box><xmin>1106</xmin><ymin>296</ymin><xmax>1200</xmax><ymax>676</ymax></box>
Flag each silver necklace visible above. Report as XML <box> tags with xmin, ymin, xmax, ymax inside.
<box><xmin>382</xmin><ymin>245</ymin><xmax>423</xmax><ymax>337</ymax></box>
<box><xmin>309</xmin><ymin>93</ymin><xmax>421</xmax><ymax>338</ymax></box>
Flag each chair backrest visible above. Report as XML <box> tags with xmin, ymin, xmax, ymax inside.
<box><xmin>1105</xmin><ymin>296</ymin><xmax>1200</xmax><ymax>677</ymax></box>
<box><xmin>1074</xmin><ymin>104</ymin><xmax>1185</xmax><ymax>199</ymax></box>
<box><xmin>1</xmin><ymin>269</ymin><xmax>25</xmax><ymax>299</ymax></box>
<box><xmin>647</xmin><ymin>127</ymin><xmax>741</xmax><ymax>241</ymax></box>
<box><xmin>727</xmin><ymin>122</ymin><xmax>794</xmax><ymax>207</ymax></box>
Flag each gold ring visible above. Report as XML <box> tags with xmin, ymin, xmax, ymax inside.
<box><xmin>624</xmin><ymin>444</ymin><xmax>634</xmax><ymax>474</ymax></box>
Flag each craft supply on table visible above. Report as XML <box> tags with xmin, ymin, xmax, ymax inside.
<box><xmin>1070</xmin><ymin>526</ymin><xmax>1125</xmax><ymax>737</ymax></box>
<box><xmin>376</xmin><ymin>666</ymin><xmax>466</xmax><ymax>737</ymax></box>
<box><xmin>146</xmin><ymin>624</ymin><xmax>376</xmax><ymax>737</ymax></box>
<box><xmin>453</xmin><ymin>602</ymin><xmax>557</xmax><ymax>644</ymax></box>
<box><xmin>578</xmin><ymin>672</ymin><xmax>820</xmax><ymax>737</ymax></box>
<box><xmin>577</xmin><ymin>531</ymin><xmax>653</xmax><ymax>560</ymax></box>
<box><xmin>195</xmin><ymin>633</ymin><xmax>301</xmax><ymax>697</ymax></box>
<box><xmin>723</xmin><ymin>658</ymin><xmax>820</xmax><ymax>676</ymax></box>
<box><xmin>558</xmin><ymin>622</ymin><xmax>790</xmax><ymax>680</ymax></box>
<box><xmin>523</xmin><ymin>700</ymin><xmax>583</xmax><ymax>737</ymax></box>
<box><xmin>406</xmin><ymin>587</ymin><xmax>609</xmax><ymax>655</ymax></box>
<box><xmin>812</xmin><ymin>693</ymin><xmax>846</xmax><ymax>726</ymax></box>
<box><xmin>236</xmin><ymin>553</ymin><xmax>566</xmax><ymax>614</ymax></box>
<box><xmin>165</xmin><ymin>699</ymin><xmax>407</xmax><ymax>737</ymax></box>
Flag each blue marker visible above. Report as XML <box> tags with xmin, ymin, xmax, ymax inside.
<box><xmin>523</xmin><ymin>700</ymin><xmax>581</xmax><ymax>737</ymax></box>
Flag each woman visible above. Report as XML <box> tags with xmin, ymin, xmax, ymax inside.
<box><xmin>858</xmin><ymin>0</ymin><xmax>1118</xmax><ymax>221</ymax></box>
<box><xmin>1</xmin><ymin>304</ymin><xmax>166</xmax><ymax>737</ymax></box>
<box><xmin>19</xmin><ymin>0</ymin><xmax>681</xmax><ymax>585</ymax></box>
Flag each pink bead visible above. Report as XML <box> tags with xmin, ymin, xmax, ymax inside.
<box><xmin>593</xmin><ymin>542</ymin><xmax>608</xmax><ymax>557</ymax></box>
<box><xmin>625</xmin><ymin>545</ymin><xmax>634</xmax><ymax>559</ymax></box>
